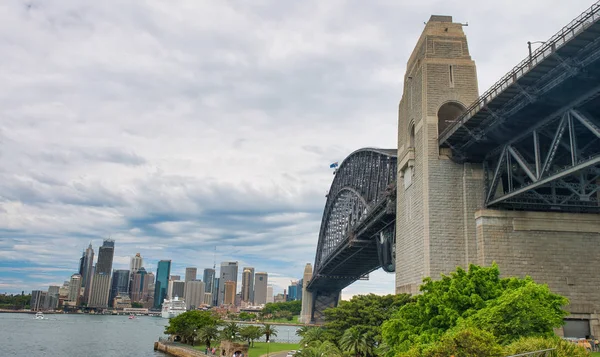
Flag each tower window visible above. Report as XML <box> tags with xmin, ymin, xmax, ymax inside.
<box><xmin>449</xmin><ymin>65</ymin><xmax>455</xmax><ymax>87</ymax></box>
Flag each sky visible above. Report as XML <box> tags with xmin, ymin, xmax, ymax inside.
<box><xmin>0</xmin><ymin>0</ymin><xmax>596</xmax><ymax>298</ymax></box>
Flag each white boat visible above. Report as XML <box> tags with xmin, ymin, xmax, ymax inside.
<box><xmin>35</xmin><ymin>312</ymin><xmax>45</xmax><ymax>320</ymax></box>
<box><xmin>161</xmin><ymin>296</ymin><xmax>187</xmax><ymax>319</ymax></box>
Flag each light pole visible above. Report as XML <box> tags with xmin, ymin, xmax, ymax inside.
<box><xmin>267</xmin><ymin>340</ymin><xmax>270</xmax><ymax>357</ymax></box>
<box><xmin>527</xmin><ymin>41</ymin><xmax>546</xmax><ymax>63</ymax></box>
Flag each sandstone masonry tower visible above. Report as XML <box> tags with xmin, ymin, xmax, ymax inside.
<box><xmin>396</xmin><ymin>15</ymin><xmax>600</xmax><ymax>338</ymax></box>
<box><xmin>396</xmin><ymin>15</ymin><xmax>482</xmax><ymax>294</ymax></box>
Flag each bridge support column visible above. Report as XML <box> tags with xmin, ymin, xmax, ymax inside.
<box><xmin>310</xmin><ymin>290</ymin><xmax>341</xmax><ymax>324</ymax></box>
<box><xmin>475</xmin><ymin>209</ymin><xmax>600</xmax><ymax>338</ymax></box>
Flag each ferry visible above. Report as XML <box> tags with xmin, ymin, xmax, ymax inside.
<box><xmin>161</xmin><ymin>296</ymin><xmax>186</xmax><ymax>319</ymax></box>
<box><xmin>35</xmin><ymin>312</ymin><xmax>45</xmax><ymax>320</ymax></box>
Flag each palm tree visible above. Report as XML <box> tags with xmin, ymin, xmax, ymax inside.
<box><xmin>296</xmin><ymin>341</ymin><xmax>342</xmax><ymax>357</ymax></box>
<box><xmin>198</xmin><ymin>325</ymin><xmax>220</xmax><ymax>349</ymax></box>
<box><xmin>262</xmin><ymin>323</ymin><xmax>278</xmax><ymax>342</ymax></box>
<box><xmin>296</xmin><ymin>326</ymin><xmax>313</xmax><ymax>338</ymax></box>
<box><xmin>300</xmin><ymin>327</ymin><xmax>326</xmax><ymax>345</ymax></box>
<box><xmin>222</xmin><ymin>321</ymin><xmax>241</xmax><ymax>341</ymax></box>
<box><xmin>240</xmin><ymin>325</ymin><xmax>263</xmax><ymax>347</ymax></box>
<box><xmin>339</xmin><ymin>327</ymin><xmax>373</xmax><ymax>357</ymax></box>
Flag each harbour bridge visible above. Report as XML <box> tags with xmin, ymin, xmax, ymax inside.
<box><xmin>306</xmin><ymin>2</ymin><xmax>600</xmax><ymax>327</ymax></box>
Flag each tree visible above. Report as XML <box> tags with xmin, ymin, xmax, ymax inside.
<box><xmin>131</xmin><ymin>302</ymin><xmax>143</xmax><ymax>308</ymax></box>
<box><xmin>239</xmin><ymin>312</ymin><xmax>256</xmax><ymax>321</ymax></box>
<box><xmin>222</xmin><ymin>321</ymin><xmax>241</xmax><ymax>341</ymax></box>
<box><xmin>165</xmin><ymin>310</ymin><xmax>221</xmax><ymax>345</ymax></box>
<box><xmin>296</xmin><ymin>326</ymin><xmax>312</xmax><ymax>338</ymax></box>
<box><xmin>382</xmin><ymin>264</ymin><xmax>569</xmax><ymax>355</ymax></box>
<box><xmin>262</xmin><ymin>300</ymin><xmax>302</xmax><ymax>316</ymax></box>
<box><xmin>324</xmin><ymin>293</ymin><xmax>411</xmax><ymax>345</ymax></box>
<box><xmin>398</xmin><ymin>327</ymin><xmax>504</xmax><ymax>357</ymax></box>
<box><xmin>240</xmin><ymin>325</ymin><xmax>263</xmax><ymax>347</ymax></box>
<box><xmin>296</xmin><ymin>341</ymin><xmax>342</xmax><ymax>357</ymax></box>
<box><xmin>262</xmin><ymin>323</ymin><xmax>278</xmax><ymax>342</ymax></box>
<box><xmin>198</xmin><ymin>325</ymin><xmax>220</xmax><ymax>349</ymax></box>
<box><xmin>339</xmin><ymin>327</ymin><xmax>374</xmax><ymax>357</ymax></box>
<box><xmin>300</xmin><ymin>327</ymin><xmax>327</xmax><ymax>345</ymax></box>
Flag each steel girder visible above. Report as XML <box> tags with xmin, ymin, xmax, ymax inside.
<box><xmin>312</xmin><ymin>148</ymin><xmax>397</xmax><ymax>284</ymax></box>
<box><xmin>484</xmin><ymin>107</ymin><xmax>600</xmax><ymax>212</ymax></box>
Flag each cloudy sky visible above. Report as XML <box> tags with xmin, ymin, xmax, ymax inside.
<box><xmin>0</xmin><ymin>0</ymin><xmax>594</xmax><ymax>298</ymax></box>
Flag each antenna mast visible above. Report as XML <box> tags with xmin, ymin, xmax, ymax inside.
<box><xmin>213</xmin><ymin>246</ymin><xmax>216</xmax><ymax>270</ymax></box>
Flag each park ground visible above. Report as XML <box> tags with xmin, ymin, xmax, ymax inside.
<box><xmin>194</xmin><ymin>342</ymin><xmax>299</xmax><ymax>357</ymax></box>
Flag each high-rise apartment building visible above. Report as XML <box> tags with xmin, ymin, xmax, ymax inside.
<box><xmin>130</xmin><ymin>253</ymin><xmax>143</xmax><ymax>273</ymax></box>
<box><xmin>224</xmin><ymin>281</ymin><xmax>236</xmax><ymax>305</ymax></box>
<box><xmin>89</xmin><ymin>239</ymin><xmax>116</xmax><ymax>308</ymax></box>
<box><xmin>68</xmin><ymin>274</ymin><xmax>82</xmax><ymax>305</ymax></box>
<box><xmin>185</xmin><ymin>267</ymin><xmax>197</xmax><ymax>283</ymax></box>
<box><xmin>218</xmin><ymin>262</ymin><xmax>238</xmax><ymax>305</ymax></box>
<box><xmin>184</xmin><ymin>280</ymin><xmax>205</xmax><ymax>310</ymax></box>
<box><xmin>154</xmin><ymin>260</ymin><xmax>171</xmax><ymax>309</ymax></box>
<box><xmin>203</xmin><ymin>268</ymin><xmax>215</xmax><ymax>294</ymax></box>
<box><xmin>266</xmin><ymin>285</ymin><xmax>274</xmax><ymax>303</ymax></box>
<box><xmin>253</xmin><ymin>272</ymin><xmax>268</xmax><ymax>306</ymax></box>
<box><xmin>241</xmin><ymin>267</ymin><xmax>255</xmax><ymax>304</ymax></box>
<box><xmin>109</xmin><ymin>270</ymin><xmax>130</xmax><ymax>306</ymax></box>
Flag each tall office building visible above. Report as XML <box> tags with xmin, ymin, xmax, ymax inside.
<box><xmin>31</xmin><ymin>290</ymin><xmax>46</xmax><ymax>311</ymax></box>
<box><xmin>154</xmin><ymin>260</ymin><xmax>171</xmax><ymax>309</ymax></box>
<box><xmin>185</xmin><ymin>267</ymin><xmax>197</xmax><ymax>283</ymax></box>
<box><xmin>224</xmin><ymin>281</ymin><xmax>236</xmax><ymax>305</ymax></box>
<box><xmin>89</xmin><ymin>239</ymin><xmax>116</xmax><ymax>308</ymax></box>
<box><xmin>170</xmin><ymin>275</ymin><xmax>180</xmax><ymax>280</ymax></box>
<box><xmin>109</xmin><ymin>270</ymin><xmax>130</xmax><ymax>306</ymax></box>
<box><xmin>203</xmin><ymin>268</ymin><xmax>215</xmax><ymax>294</ymax></box>
<box><xmin>80</xmin><ymin>243</ymin><xmax>94</xmax><ymax>303</ymax></box>
<box><xmin>287</xmin><ymin>281</ymin><xmax>298</xmax><ymax>301</ymax></box>
<box><xmin>218</xmin><ymin>262</ymin><xmax>238</xmax><ymax>305</ymax></box>
<box><xmin>130</xmin><ymin>253</ymin><xmax>143</xmax><ymax>273</ymax></box>
<box><xmin>266</xmin><ymin>285</ymin><xmax>274</xmax><ymax>303</ymax></box>
<box><xmin>171</xmin><ymin>281</ymin><xmax>185</xmax><ymax>299</ymax></box>
<box><xmin>68</xmin><ymin>274</ymin><xmax>82</xmax><ymax>305</ymax></box>
<box><xmin>241</xmin><ymin>268</ymin><xmax>254</xmax><ymax>303</ymax></box>
<box><xmin>131</xmin><ymin>267</ymin><xmax>153</xmax><ymax>303</ymax></box>
<box><xmin>213</xmin><ymin>278</ymin><xmax>220</xmax><ymax>306</ymax></box>
<box><xmin>184</xmin><ymin>280</ymin><xmax>205</xmax><ymax>310</ymax></box>
<box><xmin>253</xmin><ymin>272</ymin><xmax>268</xmax><ymax>305</ymax></box>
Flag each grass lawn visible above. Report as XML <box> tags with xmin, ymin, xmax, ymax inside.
<box><xmin>248</xmin><ymin>342</ymin><xmax>299</xmax><ymax>357</ymax></box>
<box><xmin>591</xmin><ymin>352</ymin><xmax>600</xmax><ymax>356</ymax></box>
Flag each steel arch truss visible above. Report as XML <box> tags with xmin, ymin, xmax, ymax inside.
<box><xmin>484</xmin><ymin>106</ymin><xmax>600</xmax><ymax>212</ymax></box>
<box><xmin>314</xmin><ymin>148</ymin><xmax>397</xmax><ymax>273</ymax></box>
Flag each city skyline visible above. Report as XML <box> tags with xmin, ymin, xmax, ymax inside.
<box><xmin>1</xmin><ymin>0</ymin><xmax>592</xmax><ymax>301</ymax></box>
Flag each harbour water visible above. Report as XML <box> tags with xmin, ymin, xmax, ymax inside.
<box><xmin>0</xmin><ymin>313</ymin><xmax>169</xmax><ymax>356</ymax></box>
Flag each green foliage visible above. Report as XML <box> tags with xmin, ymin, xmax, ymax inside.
<box><xmin>276</xmin><ymin>310</ymin><xmax>294</xmax><ymax>320</ymax></box>
<box><xmin>339</xmin><ymin>327</ymin><xmax>375</xmax><ymax>357</ymax></box>
<box><xmin>296</xmin><ymin>341</ymin><xmax>342</xmax><ymax>357</ymax></box>
<box><xmin>238</xmin><ymin>312</ymin><xmax>257</xmax><ymax>321</ymax></box>
<box><xmin>164</xmin><ymin>310</ymin><xmax>221</xmax><ymax>345</ymax></box>
<box><xmin>382</xmin><ymin>264</ymin><xmax>569</xmax><ymax>354</ymax></box>
<box><xmin>198</xmin><ymin>325</ymin><xmax>220</xmax><ymax>349</ymax></box>
<box><xmin>399</xmin><ymin>327</ymin><xmax>504</xmax><ymax>357</ymax></box>
<box><xmin>240</xmin><ymin>325</ymin><xmax>263</xmax><ymax>347</ymax></box>
<box><xmin>262</xmin><ymin>323</ymin><xmax>278</xmax><ymax>342</ymax></box>
<box><xmin>131</xmin><ymin>302</ymin><xmax>143</xmax><ymax>308</ymax></box>
<box><xmin>263</xmin><ymin>300</ymin><xmax>302</xmax><ymax>315</ymax></box>
<box><xmin>324</xmin><ymin>293</ymin><xmax>411</xmax><ymax>345</ymax></box>
<box><xmin>504</xmin><ymin>336</ymin><xmax>589</xmax><ymax>357</ymax></box>
<box><xmin>222</xmin><ymin>321</ymin><xmax>241</xmax><ymax>341</ymax></box>
<box><xmin>300</xmin><ymin>327</ymin><xmax>328</xmax><ymax>345</ymax></box>
<box><xmin>0</xmin><ymin>293</ymin><xmax>31</xmax><ymax>309</ymax></box>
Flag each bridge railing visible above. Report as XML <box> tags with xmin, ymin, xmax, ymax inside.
<box><xmin>439</xmin><ymin>0</ymin><xmax>600</xmax><ymax>145</ymax></box>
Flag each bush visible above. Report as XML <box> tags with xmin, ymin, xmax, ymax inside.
<box><xmin>397</xmin><ymin>327</ymin><xmax>503</xmax><ymax>357</ymax></box>
<box><xmin>503</xmin><ymin>336</ymin><xmax>589</xmax><ymax>357</ymax></box>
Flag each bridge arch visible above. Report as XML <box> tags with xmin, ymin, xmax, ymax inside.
<box><xmin>438</xmin><ymin>101</ymin><xmax>466</xmax><ymax>136</ymax></box>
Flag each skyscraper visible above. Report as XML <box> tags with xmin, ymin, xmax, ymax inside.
<box><xmin>266</xmin><ymin>285</ymin><xmax>274</xmax><ymax>303</ymax></box>
<box><xmin>253</xmin><ymin>272</ymin><xmax>268</xmax><ymax>305</ymax></box>
<box><xmin>218</xmin><ymin>262</ymin><xmax>238</xmax><ymax>305</ymax></box>
<box><xmin>89</xmin><ymin>239</ymin><xmax>116</xmax><ymax>308</ymax></box>
<box><xmin>109</xmin><ymin>270</ymin><xmax>130</xmax><ymax>306</ymax></box>
<box><xmin>224</xmin><ymin>281</ymin><xmax>236</xmax><ymax>305</ymax></box>
<box><xmin>241</xmin><ymin>268</ymin><xmax>254</xmax><ymax>303</ymax></box>
<box><xmin>81</xmin><ymin>243</ymin><xmax>94</xmax><ymax>303</ymax></box>
<box><xmin>68</xmin><ymin>274</ymin><xmax>82</xmax><ymax>305</ymax></box>
<box><xmin>203</xmin><ymin>268</ymin><xmax>215</xmax><ymax>294</ymax></box>
<box><xmin>287</xmin><ymin>282</ymin><xmax>298</xmax><ymax>301</ymax></box>
<box><xmin>184</xmin><ymin>280</ymin><xmax>205</xmax><ymax>310</ymax></box>
<box><xmin>131</xmin><ymin>267</ymin><xmax>152</xmax><ymax>303</ymax></box>
<box><xmin>212</xmin><ymin>277</ymin><xmax>220</xmax><ymax>306</ymax></box>
<box><xmin>171</xmin><ymin>281</ymin><xmax>185</xmax><ymax>299</ymax></box>
<box><xmin>185</xmin><ymin>267</ymin><xmax>197</xmax><ymax>283</ymax></box>
<box><xmin>130</xmin><ymin>253</ymin><xmax>143</xmax><ymax>273</ymax></box>
<box><xmin>154</xmin><ymin>260</ymin><xmax>171</xmax><ymax>309</ymax></box>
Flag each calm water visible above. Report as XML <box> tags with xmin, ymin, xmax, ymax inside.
<box><xmin>0</xmin><ymin>313</ymin><xmax>169</xmax><ymax>357</ymax></box>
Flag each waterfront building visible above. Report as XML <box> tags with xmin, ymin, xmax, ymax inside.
<box><xmin>88</xmin><ymin>273</ymin><xmax>111</xmax><ymax>308</ymax></box>
<box><xmin>154</xmin><ymin>260</ymin><xmax>171</xmax><ymax>309</ymax></box>
<box><xmin>218</xmin><ymin>262</ymin><xmax>238</xmax><ymax>305</ymax></box>
<box><xmin>253</xmin><ymin>272</ymin><xmax>268</xmax><ymax>305</ymax></box>
<box><xmin>68</xmin><ymin>274</ymin><xmax>82</xmax><ymax>305</ymax></box>
<box><xmin>81</xmin><ymin>243</ymin><xmax>95</xmax><ymax>303</ymax></box>
<box><xmin>184</xmin><ymin>280</ymin><xmax>205</xmax><ymax>310</ymax></box>
<box><xmin>145</xmin><ymin>273</ymin><xmax>155</xmax><ymax>303</ymax></box>
<box><xmin>31</xmin><ymin>290</ymin><xmax>46</xmax><ymax>311</ymax></box>
<box><xmin>185</xmin><ymin>267</ymin><xmax>197</xmax><ymax>283</ymax></box>
<box><xmin>241</xmin><ymin>267</ymin><xmax>255</xmax><ymax>304</ymax></box>
<box><xmin>113</xmin><ymin>295</ymin><xmax>132</xmax><ymax>309</ymax></box>
<box><xmin>130</xmin><ymin>253</ymin><xmax>143</xmax><ymax>273</ymax></box>
<box><xmin>109</xmin><ymin>270</ymin><xmax>130</xmax><ymax>306</ymax></box>
<box><xmin>203</xmin><ymin>268</ymin><xmax>215</xmax><ymax>294</ymax></box>
<box><xmin>223</xmin><ymin>281</ymin><xmax>236</xmax><ymax>305</ymax></box>
<box><xmin>266</xmin><ymin>285</ymin><xmax>274</xmax><ymax>304</ymax></box>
